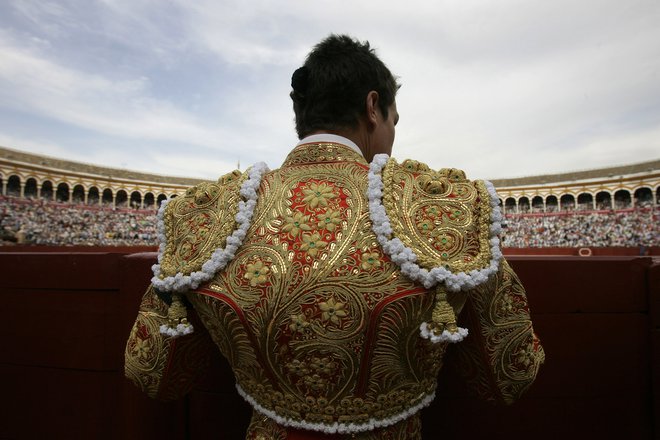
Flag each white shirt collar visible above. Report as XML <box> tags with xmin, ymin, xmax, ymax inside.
<box><xmin>296</xmin><ymin>134</ymin><xmax>363</xmax><ymax>158</ymax></box>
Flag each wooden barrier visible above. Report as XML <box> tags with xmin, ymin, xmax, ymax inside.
<box><xmin>0</xmin><ymin>251</ymin><xmax>657</xmax><ymax>439</ymax></box>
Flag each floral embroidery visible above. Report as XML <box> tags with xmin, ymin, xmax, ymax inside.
<box><xmin>289</xmin><ymin>313</ymin><xmax>310</xmax><ymax>333</ymax></box>
<box><xmin>316</xmin><ymin>209</ymin><xmax>341</xmax><ymax>231</ymax></box>
<box><xmin>498</xmin><ymin>293</ymin><xmax>514</xmax><ymax>314</ymax></box>
<box><xmin>282</xmin><ymin>212</ymin><xmax>312</xmax><ymax>237</ymax></box>
<box><xmin>301</xmin><ymin>232</ymin><xmax>328</xmax><ymax>257</ymax></box>
<box><xmin>360</xmin><ymin>251</ymin><xmax>381</xmax><ymax>271</ymax></box>
<box><xmin>416</xmin><ymin>219</ymin><xmax>435</xmax><ymax>233</ymax></box>
<box><xmin>434</xmin><ymin>233</ymin><xmax>455</xmax><ymax>252</ymax></box>
<box><xmin>302</xmin><ymin>182</ymin><xmax>336</xmax><ymax>209</ymax></box>
<box><xmin>236</xmin><ymin>384</ymin><xmax>436</xmax><ymax>435</ymax></box>
<box><xmin>286</xmin><ymin>359</ymin><xmax>310</xmax><ymax>376</ymax></box>
<box><xmin>310</xmin><ymin>356</ymin><xmax>337</xmax><ymax>375</ymax></box>
<box><xmin>319</xmin><ymin>297</ymin><xmax>347</xmax><ymax>324</ymax></box>
<box><xmin>244</xmin><ymin>259</ymin><xmax>271</xmax><ymax>287</ymax></box>
<box><xmin>514</xmin><ymin>342</ymin><xmax>537</xmax><ymax>369</ymax></box>
<box><xmin>133</xmin><ymin>338</ymin><xmax>151</xmax><ymax>359</ymax></box>
<box><xmin>304</xmin><ymin>374</ymin><xmax>328</xmax><ymax>391</ymax></box>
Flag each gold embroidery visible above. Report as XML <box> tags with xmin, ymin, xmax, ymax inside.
<box><xmin>282</xmin><ymin>212</ymin><xmax>312</xmax><ymax>236</ymax></box>
<box><xmin>244</xmin><ymin>259</ymin><xmax>271</xmax><ymax>286</ymax></box>
<box><xmin>159</xmin><ymin>169</ymin><xmax>247</xmax><ymax>277</ymax></box>
<box><xmin>381</xmin><ymin>158</ymin><xmax>493</xmax><ymax>273</ymax></box>
<box><xmin>301</xmin><ymin>231</ymin><xmax>328</xmax><ymax>256</ymax></box>
<box><xmin>124</xmin><ymin>286</ymin><xmax>212</xmax><ymax>400</ymax></box>
<box><xmin>360</xmin><ymin>251</ymin><xmax>381</xmax><ymax>271</ymax></box>
<box><xmin>316</xmin><ymin>208</ymin><xmax>342</xmax><ymax>231</ymax></box>
<box><xmin>302</xmin><ymin>182</ymin><xmax>336</xmax><ymax>208</ymax></box>
<box><xmin>318</xmin><ymin>297</ymin><xmax>348</xmax><ymax>324</ymax></box>
<box><xmin>187</xmin><ymin>148</ymin><xmax>441</xmax><ymax>428</ymax></box>
<box><xmin>245</xmin><ymin>411</ymin><xmax>422</xmax><ymax>439</ymax></box>
<box><xmin>166</xmin><ymin>143</ymin><xmax>542</xmax><ymax>431</ymax></box>
<box><xmin>453</xmin><ymin>259</ymin><xmax>545</xmax><ymax>403</ymax></box>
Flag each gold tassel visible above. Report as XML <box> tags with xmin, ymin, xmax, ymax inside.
<box><xmin>167</xmin><ymin>293</ymin><xmax>189</xmax><ymax>326</ymax></box>
<box><xmin>160</xmin><ymin>293</ymin><xmax>194</xmax><ymax>337</ymax></box>
<box><xmin>430</xmin><ymin>287</ymin><xmax>458</xmax><ymax>334</ymax></box>
<box><xmin>420</xmin><ymin>286</ymin><xmax>467</xmax><ymax>343</ymax></box>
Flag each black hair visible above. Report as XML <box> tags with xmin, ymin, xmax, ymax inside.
<box><xmin>291</xmin><ymin>34</ymin><xmax>399</xmax><ymax>139</ymax></box>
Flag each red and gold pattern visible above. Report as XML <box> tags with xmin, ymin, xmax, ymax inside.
<box><xmin>124</xmin><ymin>285</ymin><xmax>214</xmax><ymax>400</ymax></box>
<box><xmin>452</xmin><ymin>259</ymin><xmax>546</xmax><ymax>403</ymax></box>
<box><xmin>159</xmin><ymin>170</ymin><xmax>247</xmax><ymax>277</ymax></box>
<box><xmin>245</xmin><ymin>411</ymin><xmax>422</xmax><ymax>439</ymax></box>
<box><xmin>125</xmin><ymin>142</ymin><xmax>544</xmax><ymax>438</ymax></box>
<box><xmin>382</xmin><ymin>159</ymin><xmax>494</xmax><ymax>272</ymax></box>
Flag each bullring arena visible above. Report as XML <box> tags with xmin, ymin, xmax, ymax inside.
<box><xmin>1</xmin><ymin>145</ymin><xmax>658</xmax><ymax>253</ymax></box>
<box><xmin>1</xmin><ymin>145</ymin><xmax>659</xmax><ymax>440</ymax></box>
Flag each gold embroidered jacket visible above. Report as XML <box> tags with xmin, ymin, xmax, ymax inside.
<box><xmin>125</xmin><ymin>142</ymin><xmax>544</xmax><ymax>439</ymax></box>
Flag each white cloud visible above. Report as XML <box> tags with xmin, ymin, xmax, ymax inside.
<box><xmin>0</xmin><ymin>31</ymin><xmax>239</xmax><ymax>148</ymax></box>
<box><xmin>0</xmin><ymin>0</ymin><xmax>658</xmax><ymax>180</ymax></box>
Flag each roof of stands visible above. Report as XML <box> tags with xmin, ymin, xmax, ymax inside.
<box><xmin>2</xmin><ymin>144</ymin><xmax>658</xmax><ymax>188</ymax></box>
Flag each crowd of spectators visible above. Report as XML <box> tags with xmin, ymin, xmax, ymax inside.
<box><xmin>1</xmin><ymin>195</ymin><xmax>657</xmax><ymax>248</ymax></box>
<box><xmin>501</xmin><ymin>207</ymin><xmax>658</xmax><ymax>248</ymax></box>
<box><xmin>0</xmin><ymin>196</ymin><xmax>158</xmax><ymax>246</ymax></box>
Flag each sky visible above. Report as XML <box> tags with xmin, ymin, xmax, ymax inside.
<box><xmin>0</xmin><ymin>0</ymin><xmax>659</xmax><ymax>181</ymax></box>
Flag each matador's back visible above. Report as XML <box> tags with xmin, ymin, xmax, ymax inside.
<box><xmin>125</xmin><ymin>140</ymin><xmax>544</xmax><ymax>439</ymax></box>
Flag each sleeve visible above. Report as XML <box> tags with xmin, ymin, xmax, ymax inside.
<box><xmin>450</xmin><ymin>258</ymin><xmax>545</xmax><ymax>404</ymax></box>
<box><xmin>124</xmin><ymin>285</ymin><xmax>215</xmax><ymax>401</ymax></box>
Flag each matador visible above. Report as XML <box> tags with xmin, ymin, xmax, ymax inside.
<box><xmin>125</xmin><ymin>34</ymin><xmax>544</xmax><ymax>439</ymax></box>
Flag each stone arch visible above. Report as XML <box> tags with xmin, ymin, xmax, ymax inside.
<box><xmin>156</xmin><ymin>193</ymin><xmax>168</xmax><ymax>207</ymax></box>
<box><xmin>595</xmin><ymin>191</ymin><xmax>612</xmax><ymax>210</ymax></box>
<box><xmin>88</xmin><ymin>186</ymin><xmax>100</xmax><ymax>205</ymax></box>
<box><xmin>633</xmin><ymin>187</ymin><xmax>653</xmax><ymax>208</ymax></box>
<box><xmin>614</xmin><ymin>189</ymin><xmax>631</xmax><ymax>209</ymax></box>
<box><xmin>24</xmin><ymin>177</ymin><xmax>38</xmax><ymax>199</ymax></box>
<box><xmin>560</xmin><ymin>194</ymin><xmax>575</xmax><ymax>211</ymax></box>
<box><xmin>144</xmin><ymin>192</ymin><xmax>155</xmax><ymax>209</ymax></box>
<box><xmin>504</xmin><ymin>197</ymin><xmax>517</xmax><ymax>214</ymax></box>
<box><xmin>102</xmin><ymin>188</ymin><xmax>114</xmax><ymax>206</ymax></box>
<box><xmin>546</xmin><ymin>195</ymin><xmax>558</xmax><ymax>212</ymax></box>
<box><xmin>531</xmin><ymin>196</ymin><xmax>544</xmax><ymax>212</ymax></box>
<box><xmin>56</xmin><ymin>182</ymin><xmax>70</xmax><ymax>202</ymax></box>
<box><xmin>656</xmin><ymin>185</ymin><xmax>660</xmax><ymax>204</ymax></box>
<box><xmin>130</xmin><ymin>190</ymin><xmax>142</xmax><ymax>209</ymax></box>
<box><xmin>41</xmin><ymin>180</ymin><xmax>54</xmax><ymax>200</ymax></box>
<box><xmin>115</xmin><ymin>189</ymin><xmax>128</xmax><ymax>208</ymax></box>
<box><xmin>518</xmin><ymin>196</ymin><xmax>530</xmax><ymax>213</ymax></box>
<box><xmin>72</xmin><ymin>184</ymin><xmax>85</xmax><ymax>204</ymax></box>
<box><xmin>577</xmin><ymin>192</ymin><xmax>593</xmax><ymax>210</ymax></box>
<box><xmin>7</xmin><ymin>175</ymin><xmax>21</xmax><ymax>197</ymax></box>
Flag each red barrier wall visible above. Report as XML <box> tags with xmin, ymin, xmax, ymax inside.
<box><xmin>0</xmin><ymin>251</ymin><xmax>657</xmax><ymax>439</ymax></box>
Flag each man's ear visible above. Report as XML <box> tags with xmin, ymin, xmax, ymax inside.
<box><xmin>365</xmin><ymin>91</ymin><xmax>380</xmax><ymax>128</ymax></box>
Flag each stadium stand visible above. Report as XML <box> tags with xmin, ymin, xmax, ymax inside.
<box><xmin>1</xmin><ymin>146</ymin><xmax>659</xmax><ymax>250</ymax></box>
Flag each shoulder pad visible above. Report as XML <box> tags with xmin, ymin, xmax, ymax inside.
<box><xmin>370</xmin><ymin>156</ymin><xmax>502</xmax><ymax>289</ymax></box>
<box><xmin>158</xmin><ymin>169</ymin><xmax>246</xmax><ymax>279</ymax></box>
